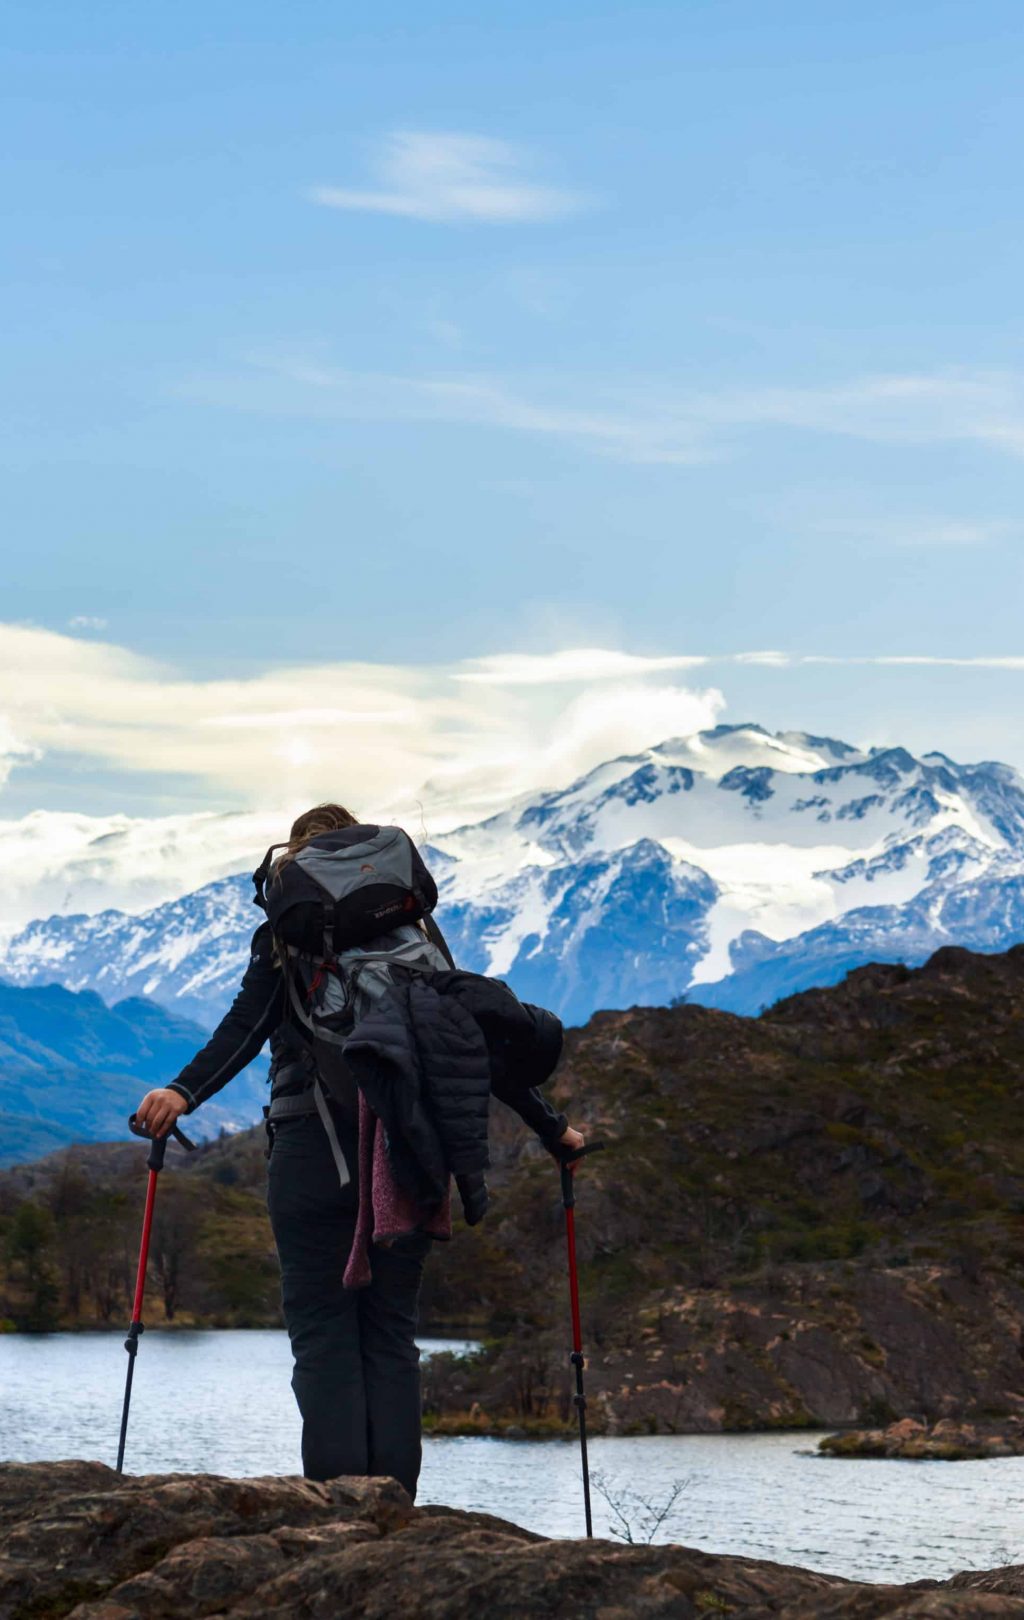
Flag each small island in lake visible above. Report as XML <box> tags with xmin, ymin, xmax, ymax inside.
<box><xmin>820</xmin><ymin>1415</ymin><xmax>1024</xmax><ymax>1461</ymax></box>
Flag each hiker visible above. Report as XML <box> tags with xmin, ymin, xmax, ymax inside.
<box><xmin>135</xmin><ymin>803</ymin><xmax>582</xmax><ymax>1499</ymax></box>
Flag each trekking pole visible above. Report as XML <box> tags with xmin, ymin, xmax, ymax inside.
<box><xmin>115</xmin><ymin>1112</ymin><xmax>196</xmax><ymax>1473</ymax></box>
<box><xmin>558</xmin><ymin>1140</ymin><xmax>605</xmax><ymax>1538</ymax></box>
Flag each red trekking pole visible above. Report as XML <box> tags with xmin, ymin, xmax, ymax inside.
<box><xmin>115</xmin><ymin>1112</ymin><xmax>195</xmax><ymax>1473</ymax></box>
<box><xmin>558</xmin><ymin>1141</ymin><xmax>604</xmax><ymax>1538</ymax></box>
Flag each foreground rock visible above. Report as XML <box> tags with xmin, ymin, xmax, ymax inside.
<box><xmin>4</xmin><ymin>1462</ymin><xmax>1024</xmax><ymax>1618</ymax></box>
<box><xmin>820</xmin><ymin>1416</ymin><xmax>1024</xmax><ymax>1460</ymax></box>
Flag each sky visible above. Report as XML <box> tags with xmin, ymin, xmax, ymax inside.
<box><xmin>4</xmin><ymin>0</ymin><xmax>1024</xmax><ymax>822</ymax></box>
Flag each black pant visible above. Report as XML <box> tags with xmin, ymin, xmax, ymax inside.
<box><xmin>266</xmin><ymin>1113</ymin><xmax>429</xmax><ymax>1498</ymax></box>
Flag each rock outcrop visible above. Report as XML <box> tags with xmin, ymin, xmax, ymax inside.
<box><xmin>820</xmin><ymin>1416</ymin><xmax>1024</xmax><ymax>1460</ymax></box>
<box><xmin>4</xmin><ymin>1461</ymin><xmax>1024</xmax><ymax>1618</ymax></box>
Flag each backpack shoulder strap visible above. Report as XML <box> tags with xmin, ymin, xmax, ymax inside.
<box><xmin>252</xmin><ymin>843</ymin><xmax>289</xmax><ymax>911</ymax></box>
<box><xmin>423</xmin><ymin>912</ymin><xmax>457</xmax><ymax>970</ymax></box>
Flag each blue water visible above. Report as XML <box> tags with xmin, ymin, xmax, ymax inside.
<box><xmin>2</xmin><ymin>1329</ymin><xmax>1022</xmax><ymax>1584</ymax></box>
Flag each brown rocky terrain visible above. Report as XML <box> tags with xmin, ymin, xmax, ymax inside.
<box><xmin>4</xmin><ymin>1460</ymin><xmax>1024</xmax><ymax>1619</ymax></box>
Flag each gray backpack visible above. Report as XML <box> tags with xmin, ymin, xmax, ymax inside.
<box><xmin>252</xmin><ymin>824</ymin><xmax>455</xmax><ymax>1174</ymax></box>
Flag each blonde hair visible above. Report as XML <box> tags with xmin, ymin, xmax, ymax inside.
<box><xmin>274</xmin><ymin>802</ymin><xmax>360</xmax><ymax>871</ymax></box>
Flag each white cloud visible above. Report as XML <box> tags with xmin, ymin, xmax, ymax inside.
<box><xmin>0</xmin><ymin>806</ymin><xmax>287</xmax><ymax>935</ymax></box>
<box><xmin>731</xmin><ymin>650</ymin><xmax>793</xmax><ymax>667</ymax></box>
<box><xmin>0</xmin><ymin>717</ymin><xmax>41</xmax><ymax>788</ymax></box>
<box><xmin>308</xmin><ymin>131</ymin><xmax>590</xmax><ymax>225</ymax></box>
<box><xmin>455</xmin><ymin>649</ymin><xmax>709</xmax><ymax>685</ymax></box>
<box><xmin>68</xmin><ymin>615</ymin><xmax>109</xmax><ymax>631</ymax></box>
<box><xmin>183</xmin><ymin>358</ymin><xmax>1024</xmax><ymax>468</ymax></box>
<box><xmin>11</xmin><ymin>619</ymin><xmax>1024</xmax><ymax>855</ymax></box>
<box><xmin>0</xmin><ymin>625</ymin><xmax>725</xmax><ymax>831</ymax></box>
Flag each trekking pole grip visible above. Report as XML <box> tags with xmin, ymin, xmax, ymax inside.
<box><xmin>128</xmin><ymin>1112</ymin><xmax>196</xmax><ymax>1172</ymax></box>
<box><xmin>556</xmin><ymin>1140</ymin><xmax>605</xmax><ymax>1208</ymax></box>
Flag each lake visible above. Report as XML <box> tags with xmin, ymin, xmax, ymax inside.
<box><xmin>2</xmin><ymin>1329</ymin><xmax>1022</xmax><ymax>1585</ymax></box>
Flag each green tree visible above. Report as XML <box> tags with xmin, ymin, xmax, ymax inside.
<box><xmin>5</xmin><ymin>1201</ymin><xmax>60</xmax><ymax>1331</ymax></box>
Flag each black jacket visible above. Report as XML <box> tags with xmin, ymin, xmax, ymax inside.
<box><xmin>427</xmin><ymin>969</ymin><xmax>564</xmax><ymax>1102</ymax></box>
<box><xmin>167</xmin><ymin>924</ymin><xmax>567</xmax><ymax>1153</ymax></box>
<box><xmin>343</xmin><ymin>969</ymin><xmax>566</xmax><ymax>1210</ymax></box>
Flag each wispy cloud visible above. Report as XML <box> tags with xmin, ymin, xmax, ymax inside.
<box><xmin>10</xmin><ymin>622</ymin><xmax>1024</xmax><ymax>898</ymax></box>
<box><xmin>0</xmin><ymin>626</ymin><xmax>724</xmax><ymax>826</ymax></box>
<box><xmin>68</xmin><ymin>615</ymin><xmax>109</xmax><ymax>631</ymax></box>
<box><xmin>732</xmin><ymin>650</ymin><xmax>793</xmax><ymax>667</ymax></box>
<box><xmin>808</xmin><ymin>655</ymin><xmax>1024</xmax><ymax>669</ymax></box>
<box><xmin>308</xmin><ymin>131</ymin><xmax>590</xmax><ymax>224</ymax></box>
<box><xmin>732</xmin><ymin>652</ymin><xmax>1024</xmax><ymax>670</ymax></box>
<box><xmin>669</xmin><ymin>370</ymin><xmax>1024</xmax><ymax>459</ymax></box>
<box><xmin>455</xmin><ymin>650</ymin><xmax>709</xmax><ymax>685</ymax></box>
<box><xmin>184</xmin><ymin>356</ymin><xmax>716</xmax><ymax>464</ymax></box>
<box><xmin>184</xmin><ymin>358</ymin><xmax>1024</xmax><ymax>469</ymax></box>
<box><xmin>810</xmin><ymin>515</ymin><xmax>1022</xmax><ymax>548</ymax></box>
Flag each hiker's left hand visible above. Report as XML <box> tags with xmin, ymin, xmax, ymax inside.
<box><xmin>559</xmin><ymin>1125</ymin><xmax>585</xmax><ymax>1153</ymax></box>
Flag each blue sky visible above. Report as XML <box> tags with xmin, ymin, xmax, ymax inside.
<box><xmin>4</xmin><ymin>0</ymin><xmax>1024</xmax><ymax>816</ymax></box>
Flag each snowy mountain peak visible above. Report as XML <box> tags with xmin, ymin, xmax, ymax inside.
<box><xmin>651</xmin><ymin>724</ymin><xmax>866</xmax><ymax>779</ymax></box>
<box><xmin>4</xmin><ymin>724</ymin><xmax>1024</xmax><ymax>1045</ymax></box>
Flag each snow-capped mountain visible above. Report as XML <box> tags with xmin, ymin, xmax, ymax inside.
<box><xmin>5</xmin><ymin>875</ymin><xmax>259</xmax><ymax>1027</ymax></box>
<box><xmin>5</xmin><ymin>724</ymin><xmax>1024</xmax><ymax>1028</ymax></box>
<box><xmin>0</xmin><ymin>806</ymin><xmax>287</xmax><ymax>937</ymax></box>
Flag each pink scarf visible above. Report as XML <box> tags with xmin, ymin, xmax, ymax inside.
<box><xmin>343</xmin><ymin>1090</ymin><xmax>451</xmax><ymax>1288</ymax></box>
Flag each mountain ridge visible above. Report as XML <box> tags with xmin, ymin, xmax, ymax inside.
<box><xmin>4</xmin><ymin>723</ymin><xmax>1024</xmax><ymax>1033</ymax></box>
<box><xmin>0</xmin><ymin>979</ymin><xmax>267</xmax><ymax>1164</ymax></box>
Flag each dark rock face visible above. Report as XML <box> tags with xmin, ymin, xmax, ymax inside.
<box><xmin>3</xmin><ymin>1461</ymin><xmax>1024</xmax><ymax>1619</ymax></box>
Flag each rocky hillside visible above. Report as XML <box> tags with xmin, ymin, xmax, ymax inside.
<box><xmin>6</xmin><ymin>943</ymin><xmax>1024</xmax><ymax>1438</ymax></box>
<box><xmin>5</xmin><ymin>1460</ymin><xmax>1024</xmax><ymax>1618</ymax></box>
<box><xmin>416</xmin><ymin>942</ymin><xmax>1024</xmax><ymax>1434</ymax></box>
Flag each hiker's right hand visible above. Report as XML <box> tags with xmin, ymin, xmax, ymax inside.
<box><xmin>136</xmin><ymin>1087</ymin><xmax>189</xmax><ymax>1138</ymax></box>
